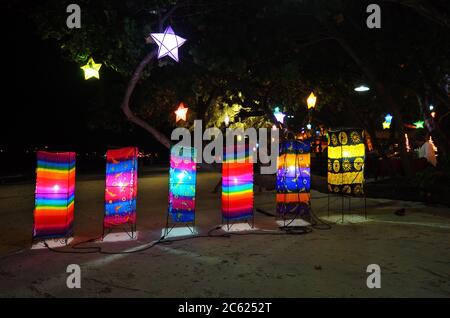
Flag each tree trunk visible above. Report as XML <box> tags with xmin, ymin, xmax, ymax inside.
<box><xmin>120</xmin><ymin>50</ymin><xmax>171</xmax><ymax>149</ymax></box>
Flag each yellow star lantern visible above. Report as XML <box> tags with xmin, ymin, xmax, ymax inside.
<box><xmin>382</xmin><ymin>121</ymin><xmax>391</xmax><ymax>129</ymax></box>
<box><xmin>81</xmin><ymin>57</ymin><xmax>102</xmax><ymax>80</ymax></box>
<box><xmin>307</xmin><ymin>92</ymin><xmax>317</xmax><ymax>109</ymax></box>
<box><xmin>175</xmin><ymin>103</ymin><xmax>188</xmax><ymax>122</ymax></box>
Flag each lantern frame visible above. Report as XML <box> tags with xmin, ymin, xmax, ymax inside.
<box><xmin>326</xmin><ymin>128</ymin><xmax>367</xmax><ymax>221</ymax></box>
<box><xmin>276</xmin><ymin>140</ymin><xmax>312</xmax><ymax>226</ymax></box>
<box><xmin>103</xmin><ymin>147</ymin><xmax>138</xmax><ymax>239</ymax></box>
<box><xmin>221</xmin><ymin>141</ymin><xmax>254</xmax><ymax>231</ymax></box>
<box><xmin>33</xmin><ymin>151</ymin><xmax>76</xmax><ymax>243</ymax></box>
<box><xmin>165</xmin><ymin>145</ymin><xmax>197</xmax><ymax>237</ymax></box>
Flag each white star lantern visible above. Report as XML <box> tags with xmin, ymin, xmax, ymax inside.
<box><xmin>150</xmin><ymin>26</ymin><xmax>186</xmax><ymax>62</ymax></box>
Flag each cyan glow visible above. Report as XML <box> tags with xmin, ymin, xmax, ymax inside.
<box><xmin>274</xmin><ymin>107</ymin><xmax>286</xmax><ymax>123</ymax></box>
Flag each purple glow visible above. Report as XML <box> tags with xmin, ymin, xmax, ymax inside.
<box><xmin>150</xmin><ymin>26</ymin><xmax>186</xmax><ymax>62</ymax></box>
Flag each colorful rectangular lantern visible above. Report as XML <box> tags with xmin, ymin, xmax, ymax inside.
<box><xmin>168</xmin><ymin>145</ymin><xmax>197</xmax><ymax>223</ymax></box>
<box><xmin>222</xmin><ymin>143</ymin><xmax>254</xmax><ymax>221</ymax></box>
<box><xmin>327</xmin><ymin>128</ymin><xmax>365</xmax><ymax>195</ymax></box>
<box><xmin>33</xmin><ymin>151</ymin><xmax>76</xmax><ymax>240</ymax></box>
<box><xmin>104</xmin><ymin>147</ymin><xmax>138</xmax><ymax>228</ymax></box>
<box><xmin>276</xmin><ymin>140</ymin><xmax>311</xmax><ymax>217</ymax></box>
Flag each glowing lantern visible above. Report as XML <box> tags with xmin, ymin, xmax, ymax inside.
<box><xmin>382</xmin><ymin>121</ymin><xmax>391</xmax><ymax>129</ymax></box>
<box><xmin>382</xmin><ymin>114</ymin><xmax>393</xmax><ymax>129</ymax></box>
<box><xmin>168</xmin><ymin>145</ymin><xmax>197</xmax><ymax>223</ymax></box>
<box><xmin>273</xmin><ymin>107</ymin><xmax>286</xmax><ymax>123</ymax></box>
<box><xmin>175</xmin><ymin>103</ymin><xmax>188</xmax><ymax>122</ymax></box>
<box><xmin>307</xmin><ymin>92</ymin><xmax>317</xmax><ymax>109</ymax></box>
<box><xmin>414</xmin><ymin>120</ymin><xmax>425</xmax><ymax>129</ymax></box>
<box><xmin>276</xmin><ymin>140</ymin><xmax>311</xmax><ymax>219</ymax></box>
<box><xmin>222</xmin><ymin>143</ymin><xmax>253</xmax><ymax>222</ymax></box>
<box><xmin>327</xmin><ymin>129</ymin><xmax>365</xmax><ymax>195</ymax></box>
<box><xmin>385</xmin><ymin>114</ymin><xmax>393</xmax><ymax>123</ymax></box>
<box><xmin>104</xmin><ymin>147</ymin><xmax>138</xmax><ymax>232</ymax></box>
<box><xmin>33</xmin><ymin>151</ymin><xmax>76</xmax><ymax>240</ymax></box>
<box><xmin>431</xmin><ymin>111</ymin><xmax>436</xmax><ymax>118</ymax></box>
<box><xmin>150</xmin><ymin>26</ymin><xmax>186</xmax><ymax>62</ymax></box>
<box><xmin>81</xmin><ymin>57</ymin><xmax>102</xmax><ymax>80</ymax></box>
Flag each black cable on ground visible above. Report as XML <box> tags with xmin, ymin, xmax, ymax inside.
<box><xmin>43</xmin><ymin>222</ymin><xmax>317</xmax><ymax>255</ymax></box>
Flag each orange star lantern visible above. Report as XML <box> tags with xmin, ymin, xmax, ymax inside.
<box><xmin>175</xmin><ymin>103</ymin><xmax>188</xmax><ymax>122</ymax></box>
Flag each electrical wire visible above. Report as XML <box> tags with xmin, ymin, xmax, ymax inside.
<box><xmin>43</xmin><ymin>220</ymin><xmax>317</xmax><ymax>255</ymax></box>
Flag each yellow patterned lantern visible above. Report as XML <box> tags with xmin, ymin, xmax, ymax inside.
<box><xmin>327</xmin><ymin>128</ymin><xmax>365</xmax><ymax>195</ymax></box>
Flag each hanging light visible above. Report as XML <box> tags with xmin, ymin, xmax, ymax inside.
<box><xmin>413</xmin><ymin>120</ymin><xmax>424</xmax><ymax>129</ymax></box>
<box><xmin>175</xmin><ymin>103</ymin><xmax>188</xmax><ymax>122</ymax></box>
<box><xmin>81</xmin><ymin>57</ymin><xmax>102</xmax><ymax>80</ymax></box>
<box><xmin>273</xmin><ymin>107</ymin><xmax>286</xmax><ymax>123</ymax></box>
<box><xmin>224</xmin><ymin>115</ymin><xmax>230</xmax><ymax>126</ymax></box>
<box><xmin>354</xmin><ymin>85</ymin><xmax>370</xmax><ymax>92</ymax></box>
<box><xmin>384</xmin><ymin>114</ymin><xmax>393</xmax><ymax>123</ymax></box>
<box><xmin>307</xmin><ymin>92</ymin><xmax>317</xmax><ymax>109</ymax></box>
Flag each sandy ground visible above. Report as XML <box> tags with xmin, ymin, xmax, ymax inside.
<box><xmin>0</xmin><ymin>171</ymin><xmax>449</xmax><ymax>298</ymax></box>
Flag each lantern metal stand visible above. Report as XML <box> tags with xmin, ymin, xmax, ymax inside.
<box><xmin>222</xmin><ymin>211</ymin><xmax>255</xmax><ymax>232</ymax></box>
<box><xmin>102</xmin><ymin>223</ymin><xmax>136</xmax><ymax>240</ymax></box>
<box><xmin>327</xmin><ymin>179</ymin><xmax>367</xmax><ymax>223</ymax></box>
<box><xmin>164</xmin><ymin>214</ymin><xmax>196</xmax><ymax>238</ymax></box>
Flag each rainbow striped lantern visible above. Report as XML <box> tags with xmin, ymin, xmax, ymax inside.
<box><xmin>276</xmin><ymin>140</ymin><xmax>311</xmax><ymax>220</ymax></box>
<box><xmin>33</xmin><ymin>151</ymin><xmax>76</xmax><ymax>241</ymax></box>
<box><xmin>104</xmin><ymin>147</ymin><xmax>138</xmax><ymax>234</ymax></box>
<box><xmin>168</xmin><ymin>145</ymin><xmax>197</xmax><ymax>224</ymax></box>
<box><xmin>222</xmin><ymin>143</ymin><xmax>254</xmax><ymax>224</ymax></box>
<box><xmin>327</xmin><ymin>128</ymin><xmax>365</xmax><ymax>195</ymax></box>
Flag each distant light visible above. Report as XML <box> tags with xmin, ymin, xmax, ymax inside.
<box><xmin>413</xmin><ymin>120</ymin><xmax>425</xmax><ymax>129</ymax></box>
<box><xmin>150</xmin><ymin>26</ymin><xmax>186</xmax><ymax>62</ymax></box>
<box><xmin>354</xmin><ymin>85</ymin><xmax>370</xmax><ymax>92</ymax></box>
<box><xmin>81</xmin><ymin>57</ymin><xmax>102</xmax><ymax>80</ymax></box>
<box><xmin>273</xmin><ymin>108</ymin><xmax>286</xmax><ymax>123</ymax></box>
<box><xmin>431</xmin><ymin>111</ymin><xmax>436</xmax><ymax>118</ymax></box>
<box><xmin>429</xmin><ymin>105</ymin><xmax>434</xmax><ymax>111</ymax></box>
<box><xmin>307</xmin><ymin>92</ymin><xmax>317</xmax><ymax>109</ymax></box>
<box><xmin>382</xmin><ymin>121</ymin><xmax>391</xmax><ymax>129</ymax></box>
<box><xmin>384</xmin><ymin>114</ymin><xmax>393</xmax><ymax>123</ymax></box>
<box><xmin>224</xmin><ymin>115</ymin><xmax>230</xmax><ymax>126</ymax></box>
<box><xmin>175</xmin><ymin>102</ymin><xmax>188</xmax><ymax>122</ymax></box>
<box><xmin>306</xmin><ymin>123</ymin><xmax>312</xmax><ymax>130</ymax></box>
<box><xmin>272</xmin><ymin>125</ymin><xmax>277</xmax><ymax>130</ymax></box>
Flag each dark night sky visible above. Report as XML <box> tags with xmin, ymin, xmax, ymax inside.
<box><xmin>0</xmin><ymin>5</ymin><xmax>167</xmax><ymax>175</ymax></box>
<box><xmin>0</xmin><ymin>4</ymin><xmax>166</xmax><ymax>158</ymax></box>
